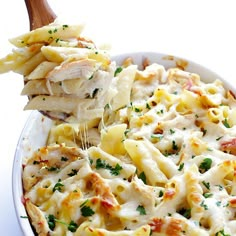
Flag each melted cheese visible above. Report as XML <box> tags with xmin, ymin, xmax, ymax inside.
<box><xmin>21</xmin><ymin>59</ymin><xmax>236</xmax><ymax>236</ymax></box>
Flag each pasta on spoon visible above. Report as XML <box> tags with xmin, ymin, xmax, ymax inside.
<box><xmin>0</xmin><ymin>21</ymin><xmax>119</xmax><ymax>123</ymax></box>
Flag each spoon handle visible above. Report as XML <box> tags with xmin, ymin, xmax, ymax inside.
<box><xmin>25</xmin><ymin>0</ymin><xmax>57</xmax><ymax>30</ymax></box>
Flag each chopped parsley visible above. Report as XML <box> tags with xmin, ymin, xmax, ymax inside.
<box><xmin>61</xmin><ymin>156</ymin><xmax>68</xmax><ymax>161</ymax></box>
<box><xmin>46</xmin><ymin>166</ymin><xmax>59</xmax><ymax>172</ymax></box>
<box><xmin>81</xmin><ymin>205</ymin><xmax>95</xmax><ymax>217</ymax></box>
<box><xmin>52</xmin><ymin>180</ymin><xmax>64</xmax><ymax>192</ymax></box>
<box><xmin>104</xmin><ymin>103</ymin><xmax>111</xmax><ymax>109</ymax></box>
<box><xmin>159</xmin><ymin>190</ymin><xmax>164</xmax><ymax>197</ymax></box>
<box><xmin>33</xmin><ymin>160</ymin><xmax>40</xmax><ymax>165</ymax></box>
<box><xmin>146</xmin><ymin>103</ymin><xmax>151</xmax><ymax>109</ymax></box>
<box><xmin>216</xmin><ymin>136</ymin><xmax>223</xmax><ymax>141</ymax></box>
<box><xmin>138</xmin><ymin>171</ymin><xmax>147</xmax><ymax>184</ymax></box>
<box><xmin>92</xmin><ymin>88</ymin><xmax>99</xmax><ymax>98</ymax></box>
<box><xmin>62</xmin><ymin>24</ymin><xmax>69</xmax><ymax>30</ymax></box>
<box><xmin>170</xmin><ymin>129</ymin><xmax>175</xmax><ymax>134</ymax></box>
<box><xmin>95</xmin><ymin>159</ymin><xmax>122</xmax><ymax>176</ymax></box>
<box><xmin>88</xmin><ymin>74</ymin><xmax>94</xmax><ymax>80</ymax></box>
<box><xmin>136</xmin><ymin>205</ymin><xmax>146</xmax><ymax>215</ymax></box>
<box><xmin>150</xmin><ymin>134</ymin><xmax>163</xmax><ymax>140</ymax></box>
<box><xmin>47</xmin><ymin>214</ymin><xmax>56</xmax><ymax>230</ymax></box>
<box><xmin>202</xmin><ymin>181</ymin><xmax>210</xmax><ymax>190</ymax></box>
<box><xmin>172</xmin><ymin>140</ymin><xmax>179</xmax><ymax>151</ymax></box>
<box><xmin>67</xmin><ymin>169</ymin><xmax>78</xmax><ymax>177</ymax></box>
<box><xmin>67</xmin><ymin>221</ymin><xmax>78</xmax><ymax>232</ymax></box>
<box><xmin>114</xmin><ymin>67</ymin><xmax>123</xmax><ymax>76</ymax></box>
<box><xmin>215</xmin><ymin>229</ymin><xmax>231</xmax><ymax>236</ymax></box>
<box><xmin>216</xmin><ymin>184</ymin><xmax>224</xmax><ymax>191</ymax></box>
<box><xmin>223</xmin><ymin>119</ymin><xmax>230</xmax><ymax>128</ymax></box>
<box><xmin>134</xmin><ymin>107</ymin><xmax>141</xmax><ymax>112</ymax></box>
<box><xmin>110</xmin><ymin>164</ymin><xmax>123</xmax><ymax>176</ymax></box>
<box><xmin>178</xmin><ymin>163</ymin><xmax>184</xmax><ymax>171</ymax></box>
<box><xmin>157</xmin><ymin>109</ymin><xmax>164</xmax><ymax>114</ymax></box>
<box><xmin>203</xmin><ymin>192</ymin><xmax>213</xmax><ymax>198</ymax></box>
<box><xmin>199</xmin><ymin>158</ymin><xmax>212</xmax><ymax>173</ymax></box>
<box><xmin>47</xmin><ymin>214</ymin><xmax>78</xmax><ymax>232</ymax></box>
<box><xmin>124</xmin><ymin>129</ymin><xmax>131</xmax><ymax>137</ymax></box>
<box><xmin>177</xmin><ymin>208</ymin><xmax>191</xmax><ymax>219</ymax></box>
<box><xmin>200</xmin><ymin>200</ymin><xmax>208</xmax><ymax>210</ymax></box>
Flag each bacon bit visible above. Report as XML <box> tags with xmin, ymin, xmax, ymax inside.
<box><xmin>220</xmin><ymin>138</ymin><xmax>236</xmax><ymax>155</ymax></box>
<box><xmin>153</xmin><ymin>124</ymin><xmax>163</xmax><ymax>134</ymax></box>
<box><xmin>166</xmin><ymin>218</ymin><xmax>183</xmax><ymax>236</ymax></box>
<box><xmin>184</xmin><ymin>78</ymin><xmax>193</xmax><ymax>90</ymax></box>
<box><xmin>149</xmin><ymin>218</ymin><xmax>164</xmax><ymax>232</ymax></box>
<box><xmin>22</xmin><ymin>164</ymin><xmax>26</xmax><ymax>169</ymax></box>
<box><xmin>90</xmin><ymin>197</ymin><xmax>100</xmax><ymax>205</ymax></box>
<box><xmin>229</xmin><ymin>198</ymin><xmax>236</xmax><ymax>207</ymax></box>
<box><xmin>41</xmin><ymin>116</ymin><xmax>45</xmax><ymax>122</ymax></box>
<box><xmin>37</xmin><ymin>221</ymin><xmax>44</xmax><ymax>227</ymax></box>
<box><xmin>164</xmin><ymin>189</ymin><xmax>176</xmax><ymax>199</ymax></box>
<box><xmin>21</xmin><ymin>196</ymin><xmax>30</xmax><ymax>206</ymax></box>
<box><xmin>101</xmin><ymin>199</ymin><xmax>114</xmax><ymax>209</ymax></box>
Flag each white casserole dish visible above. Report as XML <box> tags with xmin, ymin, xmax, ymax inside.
<box><xmin>12</xmin><ymin>51</ymin><xmax>230</xmax><ymax>235</ymax></box>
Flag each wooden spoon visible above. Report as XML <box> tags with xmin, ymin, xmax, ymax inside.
<box><xmin>25</xmin><ymin>0</ymin><xmax>57</xmax><ymax>30</ymax></box>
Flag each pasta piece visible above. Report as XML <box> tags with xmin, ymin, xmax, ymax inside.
<box><xmin>124</xmin><ymin>139</ymin><xmax>178</xmax><ymax>185</ymax></box>
<box><xmin>9</xmin><ymin>23</ymin><xmax>84</xmax><ymax>47</ymax></box>
<box><xmin>99</xmin><ymin>124</ymin><xmax>127</xmax><ymax>156</ymax></box>
<box><xmin>0</xmin><ymin>43</ymin><xmax>43</xmax><ymax>73</ymax></box>
<box><xmin>111</xmin><ymin>65</ymin><xmax>137</xmax><ymax>111</ymax></box>
<box><xmin>26</xmin><ymin>61</ymin><xmax>59</xmax><ymax>80</ymax></box>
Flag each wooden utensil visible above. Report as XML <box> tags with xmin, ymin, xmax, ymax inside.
<box><xmin>25</xmin><ymin>0</ymin><xmax>56</xmax><ymax>30</ymax></box>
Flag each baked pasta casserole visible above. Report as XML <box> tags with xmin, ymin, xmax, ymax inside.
<box><xmin>1</xmin><ymin>22</ymin><xmax>236</xmax><ymax>236</ymax></box>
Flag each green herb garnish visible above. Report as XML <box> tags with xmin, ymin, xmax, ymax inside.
<box><xmin>52</xmin><ymin>180</ymin><xmax>64</xmax><ymax>192</ymax></box>
<box><xmin>81</xmin><ymin>205</ymin><xmax>95</xmax><ymax>217</ymax></box>
<box><xmin>95</xmin><ymin>159</ymin><xmax>123</xmax><ymax>176</ymax></box>
<box><xmin>177</xmin><ymin>208</ymin><xmax>191</xmax><ymax>219</ymax></box>
<box><xmin>223</xmin><ymin>119</ymin><xmax>230</xmax><ymax>128</ymax></box>
<box><xmin>114</xmin><ymin>67</ymin><xmax>123</xmax><ymax>76</ymax></box>
<box><xmin>199</xmin><ymin>158</ymin><xmax>212</xmax><ymax>173</ymax></box>
<box><xmin>138</xmin><ymin>171</ymin><xmax>147</xmax><ymax>184</ymax></box>
<box><xmin>136</xmin><ymin>205</ymin><xmax>146</xmax><ymax>215</ymax></box>
<box><xmin>178</xmin><ymin>163</ymin><xmax>184</xmax><ymax>171</ymax></box>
